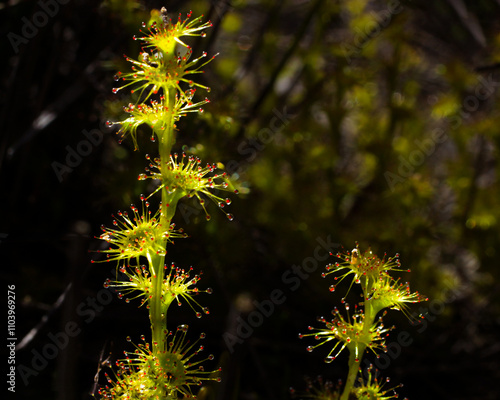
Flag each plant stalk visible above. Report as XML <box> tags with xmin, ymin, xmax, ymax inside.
<box><xmin>340</xmin><ymin>278</ymin><xmax>375</xmax><ymax>400</ymax></box>
<box><xmin>341</xmin><ymin>347</ymin><xmax>364</xmax><ymax>400</ymax></box>
<box><xmin>149</xmin><ymin>252</ymin><xmax>166</xmax><ymax>353</ymax></box>
<box><xmin>150</xmin><ymin>86</ymin><xmax>177</xmax><ymax>355</ymax></box>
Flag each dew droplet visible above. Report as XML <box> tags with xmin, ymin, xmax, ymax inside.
<box><xmin>196</xmin><ymin>312</ymin><xmax>202</xmax><ymax>318</ymax></box>
<box><xmin>329</xmin><ymin>285</ymin><xmax>336</xmax><ymax>292</ymax></box>
<box><xmin>112</xmin><ymin>88</ymin><xmax>119</xmax><ymax>94</ymax></box>
<box><xmin>226</xmin><ymin>213</ymin><xmax>234</xmax><ymax>221</ymax></box>
<box><xmin>306</xmin><ymin>346</ymin><xmax>314</xmax><ymax>353</ymax></box>
<box><xmin>126</xmin><ymin>336</ymin><xmax>131</xmax><ymax>342</ymax></box>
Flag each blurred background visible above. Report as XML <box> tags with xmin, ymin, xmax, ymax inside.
<box><xmin>1</xmin><ymin>0</ymin><xmax>500</xmax><ymax>399</ymax></box>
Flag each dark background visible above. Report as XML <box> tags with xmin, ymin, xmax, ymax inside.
<box><xmin>1</xmin><ymin>0</ymin><xmax>500</xmax><ymax>399</ymax></box>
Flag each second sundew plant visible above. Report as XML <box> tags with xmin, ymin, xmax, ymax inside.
<box><xmin>299</xmin><ymin>246</ymin><xmax>428</xmax><ymax>400</ymax></box>
<box><xmin>93</xmin><ymin>8</ymin><xmax>237</xmax><ymax>399</ymax></box>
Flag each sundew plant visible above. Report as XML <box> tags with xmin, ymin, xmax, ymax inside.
<box><xmin>93</xmin><ymin>8</ymin><xmax>236</xmax><ymax>399</ymax></box>
<box><xmin>298</xmin><ymin>246</ymin><xmax>427</xmax><ymax>400</ymax></box>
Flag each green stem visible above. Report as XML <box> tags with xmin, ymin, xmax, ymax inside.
<box><xmin>148</xmin><ymin>252</ymin><xmax>166</xmax><ymax>353</ymax></box>
<box><xmin>341</xmin><ymin>349</ymin><xmax>364</xmax><ymax>400</ymax></box>
<box><xmin>340</xmin><ymin>278</ymin><xmax>375</xmax><ymax>400</ymax></box>
<box><xmin>149</xmin><ymin>82</ymin><xmax>177</xmax><ymax>355</ymax></box>
<box><xmin>158</xmin><ymin>87</ymin><xmax>178</xmax><ymax>228</ymax></box>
